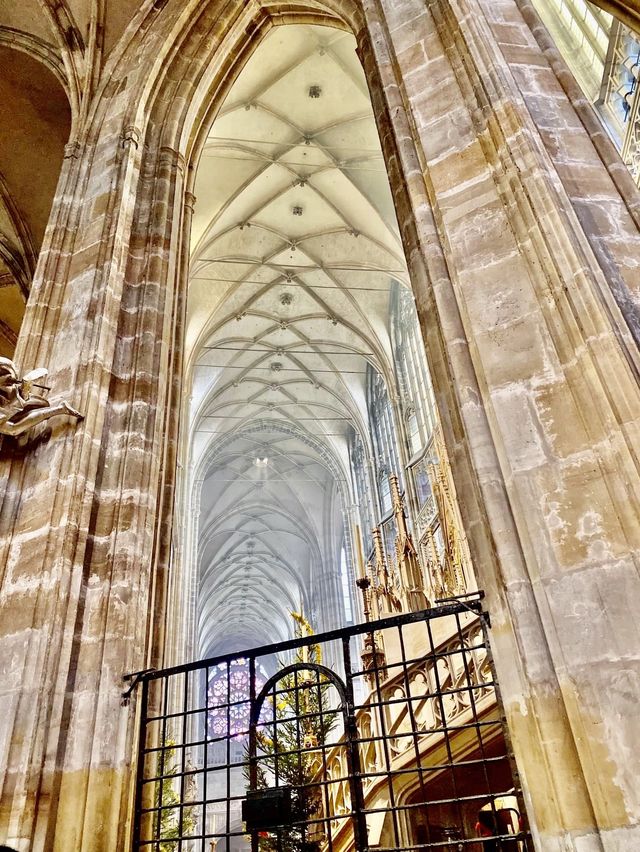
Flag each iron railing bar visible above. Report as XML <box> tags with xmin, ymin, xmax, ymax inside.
<box><xmin>133</xmin><ymin>601</ymin><xmax>484</xmax><ymax>683</ymax></box>
<box><xmin>138</xmin><ymin>816</ymin><xmax>358</xmax><ymax>845</ymax></box>
<box><xmin>132</xmin><ymin>674</ymin><xmax>149</xmax><ymax>849</ymax></box>
<box><xmin>140</xmin><ymin>785</ymin><xmax>527</xmax><ymax>821</ymax></box>
<box><xmin>374</xmin><ymin>834</ymin><xmax>529</xmax><ymax>850</ymax></box>
<box><xmin>454</xmin><ymin>609</ymin><xmax>499</xmax><ymax>841</ymax></box>
<box><xmin>424</xmin><ymin>614</ymin><xmax>466</xmax><ymax>841</ymax></box>
<box><xmin>187</xmin><ymin>672</ymin><xmax>493</xmax><ymax>730</ymax></box>
<box><xmin>248</xmin><ymin>655</ymin><xmax>258</xmax><ymax>852</ymax></box>
<box><xmin>145</xmin><ymin>659</ymin><xmax>492</xmax><ymax>724</ymax></box>
<box><xmin>225</xmin><ymin>662</ymin><xmax>232</xmax><ymax>852</ymax></box>
<box><xmin>139</xmin><ymin>641</ymin><xmax>492</xmax><ymax>725</ymax></box>
<box><xmin>177</xmin><ymin>670</ymin><xmax>188</xmax><ymax>845</ymax></box>
<box><xmin>139</xmin><ymin>752</ymin><xmax>514</xmax><ymax>806</ymax></box>
<box><xmin>139</xmin><ymin>714</ymin><xmax>503</xmax><ymax>775</ymax></box>
<box><xmin>311</xmin><ymin>670</ymin><xmax>330</xmax><ymax>852</ymax></box>
<box><xmin>142</xmin><ymin>667</ymin><xmax>494</xmax><ymax>728</ymax></box>
<box><xmin>478</xmin><ymin>609</ymin><xmax>534</xmax><ymax>849</ymax></box>
<box><xmin>292</xmin><ymin>668</ymin><xmax>305</xmax><ymax>852</ymax></box>
<box><xmin>360</xmin><ymin>789</ymin><xmax>526</xmax><ymax>812</ymax></box>
<box><xmin>367</xmin><ymin>626</ymin><xmax>402</xmax><ymax>849</ymax></box>
<box><xmin>140</xmin><ymin>795</ymin><xmax>527</xmax><ymax>837</ymax></box>
<box><xmin>155</xmin><ymin>665</ymin><xmax>171</xmax><ymax>849</ymax></box>
<box><xmin>201</xmin><ymin>663</ymin><xmax>210</xmax><ymax>852</ymax></box>
<box><xmin>397</xmin><ymin>623</ymin><xmax>433</xmax><ymax>846</ymax></box>
<box><xmin>341</xmin><ymin>633</ymin><xmax>368</xmax><ymax>852</ymax></box>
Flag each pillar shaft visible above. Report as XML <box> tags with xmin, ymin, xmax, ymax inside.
<box><xmin>0</xmin><ymin>1</ymin><xmax>639</xmax><ymax>850</ymax></box>
<box><xmin>360</xmin><ymin>0</ymin><xmax>640</xmax><ymax>847</ymax></box>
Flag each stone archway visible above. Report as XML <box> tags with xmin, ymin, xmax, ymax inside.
<box><xmin>1</xmin><ymin>1</ymin><xmax>640</xmax><ymax>850</ymax></box>
<box><xmin>0</xmin><ymin>44</ymin><xmax>71</xmax><ymax>355</ymax></box>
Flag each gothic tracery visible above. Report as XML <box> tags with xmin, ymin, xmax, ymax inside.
<box><xmin>0</xmin><ymin>0</ymin><xmax>639</xmax><ymax>850</ymax></box>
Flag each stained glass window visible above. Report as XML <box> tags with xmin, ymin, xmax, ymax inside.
<box><xmin>407</xmin><ymin>408</ymin><xmax>421</xmax><ymax>456</ymax></box>
<box><xmin>367</xmin><ymin>366</ymin><xmax>402</xmax><ymax>508</ymax></box>
<box><xmin>413</xmin><ymin>462</ymin><xmax>433</xmax><ymax>511</ymax></box>
<box><xmin>348</xmin><ymin>427</ymin><xmax>374</xmax><ymax>541</ymax></box>
<box><xmin>340</xmin><ymin>545</ymin><xmax>354</xmax><ymax>624</ymax></box>
<box><xmin>379</xmin><ymin>470</ymin><xmax>392</xmax><ymax>515</ymax></box>
<box><xmin>207</xmin><ymin>658</ymin><xmax>266</xmax><ymax>740</ymax></box>
<box><xmin>390</xmin><ymin>282</ymin><xmax>437</xmax><ymax>456</ymax></box>
<box><xmin>532</xmin><ymin>0</ymin><xmax>640</xmax><ymax>186</ymax></box>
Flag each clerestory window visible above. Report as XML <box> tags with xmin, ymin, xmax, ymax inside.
<box><xmin>533</xmin><ymin>0</ymin><xmax>640</xmax><ymax>184</ymax></box>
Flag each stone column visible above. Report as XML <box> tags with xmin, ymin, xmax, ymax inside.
<box><xmin>0</xmin><ymin>117</ymin><xmax>142</xmax><ymax>850</ymax></box>
<box><xmin>0</xmin><ymin>100</ymin><xmax>189</xmax><ymax>849</ymax></box>
<box><xmin>1</xmin><ymin>1</ymin><xmax>639</xmax><ymax>851</ymax></box>
<box><xmin>359</xmin><ymin>0</ymin><xmax>640</xmax><ymax>849</ymax></box>
<box><xmin>163</xmin><ymin>188</ymin><xmax>197</xmax><ymax>673</ymax></box>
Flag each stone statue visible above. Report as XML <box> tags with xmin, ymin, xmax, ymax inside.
<box><xmin>0</xmin><ymin>357</ymin><xmax>82</xmax><ymax>437</ymax></box>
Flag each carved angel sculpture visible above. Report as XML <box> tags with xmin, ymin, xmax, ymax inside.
<box><xmin>0</xmin><ymin>357</ymin><xmax>82</xmax><ymax>437</ymax></box>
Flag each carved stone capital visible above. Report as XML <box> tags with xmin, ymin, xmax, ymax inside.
<box><xmin>121</xmin><ymin>125</ymin><xmax>142</xmax><ymax>149</ymax></box>
<box><xmin>184</xmin><ymin>191</ymin><xmax>197</xmax><ymax>214</ymax></box>
<box><xmin>64</xmin><ymin>140</ymin><xmax>82</xmax><ymax>159</ymax></box>
<box><xmin>159</xmin><ymin>145</ymin><xmax>186</xmax><ymax>173</ymax></box>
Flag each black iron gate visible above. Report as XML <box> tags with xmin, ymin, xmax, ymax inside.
<box><xmin>128</xmin><ymin>596</ymin><xmax>532</xmax><ymax>851</ymax></box>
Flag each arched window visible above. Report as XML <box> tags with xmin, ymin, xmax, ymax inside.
<box><xmin>379</xmin><ymin>469</ymin><xmax>392</xmax><ymax>515</ymax></box>
<box><xmin>533</xmin><ymin>0</ymin><xmax>640</xmax><ymax>185</ymax></box>
<box><xmin>390</xmin><ymin>283</ymin><xmax>437</xmax><ymax>458</ymax></box>
<box><xmin>348</xmin><ymin>428</ymin><xmax>374</xmax><ymax>539</ymax></box>
<box><xmin>207</xmin><ymin>658</ymin><xmax>266</xmax><ymax>740</ymax></box>
<box><xmin>406</xmin><ymin>406</ymin><xmax>421</xmax><ymax>456</ymax></box>
<box><xmin>413</xmin><ymin>458</ymin><xmax>434</xmax><ymax>514</ymax></box>
<box><xmin>366</xmin><ymin>366</ymin><xmax>402</xmax><ymax>511</ymax></box>
<box><xmin>340</xmin><ymin>545</ymin><xmax>354</xmax><ymax>624</ymax></box>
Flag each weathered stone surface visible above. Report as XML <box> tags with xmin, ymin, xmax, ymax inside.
<box><xmin>0</xmin><ymin>1</ymin><xmax>639</xmax><ymax>850</ymax></box>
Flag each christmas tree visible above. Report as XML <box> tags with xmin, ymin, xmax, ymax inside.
<box><xmin>155</xmin><ymin>737</ymin><xmax>197</xmax><ymax>851</ymax></box>
<box><xmin>247</xmin><ymin>612</ymin><xmax>338</xmax><ymax>852</ymax></box>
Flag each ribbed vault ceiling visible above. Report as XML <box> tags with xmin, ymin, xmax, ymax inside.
<box><xmin>188</xmin><ymin>24</ymin><xmax>410</xmax><ymax>656</ymax></box>
<box><xmin>0</xmin><ymin>0</ymin><xmax>637</xmax><ymax>361</ymax></box>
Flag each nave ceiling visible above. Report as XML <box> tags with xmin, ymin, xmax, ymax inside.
<box><xmin>1</xmin><ymin>0</ymin><xmax>640</xmax><ymax>651</ymax></box>
<box><xmin>0</xmin><ymin>0</ymin><xmax>637</xmax><ymax>358</ymax></box>
<box><xmin>188</xmin><ymin>24</ymin><xmax>411</xmax><ymax>655</ymax></box>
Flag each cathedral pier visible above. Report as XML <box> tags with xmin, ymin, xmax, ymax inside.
<box><xmin>0</xmin><ymin>1</ymin><xmax>638</xmax><ymax>850</ymax></box>
<box><xmin>361</xmin><ymin>2</ymin><xmax>640</xmax><ymax>848</ymax></box>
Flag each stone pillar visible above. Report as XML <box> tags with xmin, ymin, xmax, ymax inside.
<box><xmin>1</xmin><ymin>1</ymin><xmax>639</xmax><ymax>850</ymax></box>
<box><xmin>0</xmin><ymin>102</ymin><xmax>189</xmax><ymax>848</ymax></box>
<box><xmin>0</xmin><ymin>119</ymin><xmax>142</xmax><ymax>850</ymax></box>
<box><xmin>164</xmin><ymin>189</ymin><xmax>197</xmax><ymax>672</ymax></box>
<box><xmin>359</xmin><ymin>0</ymin><xmax>640</xmax><ymax>848</ymax></box>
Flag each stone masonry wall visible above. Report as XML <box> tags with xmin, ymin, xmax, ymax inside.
<box><xmin>0</xmin><ymin>1</ymin><xmax>638</xmax><ymax>850</ymax></box>
<box><xmin>361</xmin><ymin>0</ymin><xmax>640</xmax><ymax>848</ymax></box>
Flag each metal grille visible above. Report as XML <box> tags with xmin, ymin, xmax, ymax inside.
<box><xmin>129</xmin><ymin>596</ymin><xmax>532</xmax><ymax>851</ymax></box>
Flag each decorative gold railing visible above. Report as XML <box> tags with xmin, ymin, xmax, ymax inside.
<box><xmin>320</xmin><ymin>613</ymin><xmax>496</xmax><ymax>844</ymax></box>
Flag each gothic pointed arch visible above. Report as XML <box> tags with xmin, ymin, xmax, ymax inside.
<box><xmin>0</xmin><ymin>44</ymin><xmax>71</xmax><ymax>354</ymax></box>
